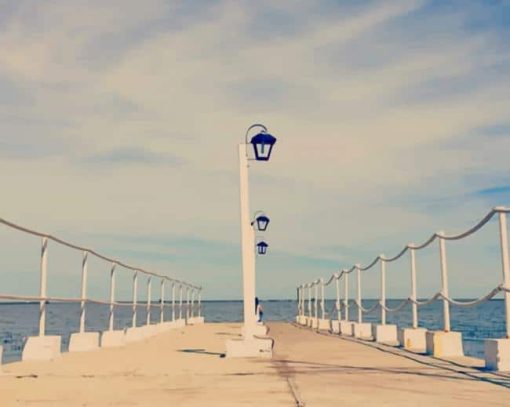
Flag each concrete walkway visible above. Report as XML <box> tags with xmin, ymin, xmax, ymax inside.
<box><xmin>1</xmin><ymin>323</ymin><xmax>510</xmax><ymax>406</ymax></box>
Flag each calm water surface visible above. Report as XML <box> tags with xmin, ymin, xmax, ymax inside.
<box><xmin>0</xmin><ymin>299</ymin><xmax>506</xmax><ymax>363</ymax></box>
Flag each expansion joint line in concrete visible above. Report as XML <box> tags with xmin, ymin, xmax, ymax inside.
<box><xmin>286</xmin><ymin>376</ymin><xmax>305</xmax><ymax>407</ymax></box>
<box><xmin>272</xmin><ymin>357</ymin><xmax>305</xmax><ymax>406</ymax></box>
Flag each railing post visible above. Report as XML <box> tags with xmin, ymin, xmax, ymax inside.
<box><xmin>190</xmin><ymin>287</ymin><xmax>195</xmax><ymax>318</ymax></box>
<box><xmin>344</xmin><ymin>272</ymin><xmax>349</xmax><ymax>321</ymax></box>
<box><xmin>186</xmin><ymin>286</ymin><xmax>190</xmax><ymax>320</ymax></box>
<box><xmin>335</xmin><ymin>276</ymin><xmax>341</xmax><ymax>321</ymax></box>
<box><xmin>438</xmin><ymin>234</ymin><xmax>451</xmax><ymax>332</ymax></box>
<box><xmin>296</xmin><ymin>287</ymin><xmax>300</xmax><ymax>316</ymax></box>
<box><xmin>146</xmin><ymin>276</ymin><xmax>152</xmax><ymax>326</ymax></box>
<box><xmin>108</xmin><ymin>263</ymin><xmax>116</xmax><ymax>331</ymax></box>
<box><xmin>301</xmin><ymin>286</ymin><xmax>305</xmax><ymax>317</ymax></box>
<box><xmin>314</xmin><ymin>282</ymin><xmax>318</xmax><ymax>321</ymax></box>
<box><xmin>132</xmin><ymin>271</ymin><xmax>138</xmax><ymax>327</ymax></box>
<box><xmin>357</xmin><ymin>265</ymin><xmax>362</xmax><ymax>324</ymax></box>
<box><xmin>172</xmin><ymin>281</ymin><xmax>176</xmax><ymax>321</ymax></box>
<box><xmin>320</xmin><ymin>278</ymin><xmax>325</xmax><ymax>320</ymax></box>
<box><xmin>179</xmin><ymin>284</ymin><xmax>183</xmax><ymax>320</ymax></box>
<box><xmin>498</xmin><ymin>212</ymin><xmax>510</xmax><ymax>338</ymax></box>
<box><xmin>160</xmin><ymin>279</ymin><xmax>165</xmax><ymax>324</ymax></box>
<box><xmin>410</xmin><ymin>246</ymin><xmax>418</xmax><ymax>329</ymax></box>
<box><xmin>38</xmin><ymin>237</ymin><xmax>48</xmax><ymax>337</ymax></box>
<box><xmin>198</xmin><ymin>288</ymin><xmax>202</xmax><ymax>318</ymax></box>
<box><xmin>380</xmin><ymin>256</ymin><xmax>386</xmax><ymax>325</ymax></box>
<box><xmin>79</xmin><ymin>251</ymin><xmax>88</xmax><ymax>333</ymax></box>
<box><xmin>307</xmin><ymin>284</ymin><xmax>312</xmax><ymax>318</ymax></box>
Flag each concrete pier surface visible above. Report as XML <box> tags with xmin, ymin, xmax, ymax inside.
<box><xmin>1</xmin><ymin>323</ymin><xmax>510</xmax><ymax>406</ymax></box>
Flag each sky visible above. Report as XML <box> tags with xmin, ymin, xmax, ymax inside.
<box><xmin>0</xmin><ymin>0</ymin><xmax>510</xmax><ymax>301</ymax></box>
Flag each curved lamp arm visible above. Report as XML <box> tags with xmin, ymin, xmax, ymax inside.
<box><xmin>245</xmin><ymin>123</ymin><xmax>268</xmax><ymax>145</ymax></box>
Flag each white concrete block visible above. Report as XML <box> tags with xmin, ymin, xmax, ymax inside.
<box><xmin>398</xmin><ymin>328</ymin><xmax>427</xmax><ymax>352</ymax></box>
<box><xmin>125</xmin><ymin>327</ymin><xmax>146</xmax><ymax>343</ymax></box>
<box><xmin>312</xmin><ymin>318</ymin><xmax>319</xmax><ymax>329</ymax></box>
<box><xmin>340</xmin><ymin>321</ymin><xmax>353</xmax><ymax>336</ymax></box>
<box><xmin>158</xmin><ymin>321</ymin><xmax>176</xmax><ymax>331</ymax></box>
<box><xmin>426</xmin><ymin>331</ymin><xmax>463</xmax><ymax>358</ymax></box>
<box><xmin>0</xmin><ymin>345</ymin><xmax>3</xmax><ymax>372</ymax></box>
<box><xmin>372</xmin><ymin>324</ymin><xmax>398</xmax><ymax>345</ymax></box>
<box><xmin>22</xmin><ymin>335</ymin><xmax>61</xmax><ymax>361</ymax></box>
<box><xmin>331</xmin><ymin>320</ymin><xmax>340</xmax><ymax>334</ymax></box>
<box><xmin>317</xmin><ymin>319</ymin><xmax>330</xmax><ymax>331</ymax></box>
<box><xmin>226</xmin><ymin>337</ymin><xmax>272</xmax><ymax>358</ymax></box>
<box><xmin>194</xmin><ymin>316</ymin><xmax>205</xmax><ymax>324</ymax></box>
<box><xmin>353</xmin><ymin>323</ymin><xmax>373</xmax><ymax>340</ymax></box>
<box><xmin>139</xmin><ymin>325</ymin><xmax>159</xmax><ymax>338</ymax></box>
<box><xmin>100</xmin><ymin>330</ymin><xmax>125</xmax><ymax>348</ymax></box>
<box><xmin>69</xmin><ymin>332</ymin><xmax>100</xmax><ymax>352</ymax></box>
<box><xmin>254</xmin><ymin>324</ymin><xmax>269</xmax><ymax>336</ymax></box>
<box><xmin>242</xmin><ymin>324</ymin><xmax>269</xmax><ymax>337</ymax></box>
<box><xmin>485</xmin><ymin>338</ymin><xmax>510</xmax><ymax>371</ymax></box>
<box><xmin>175</xmin><ymin>319</ymin><xmax>186</xmax><ymax>328</ymax></box>
<box><xmin>155</xmin><ymin>322</ymin><xmax>172</xmax><ymax>332</ymax></box>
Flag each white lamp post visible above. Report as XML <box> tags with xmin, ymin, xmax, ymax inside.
<box><xmin>226</xmin><ymin>124</ymin><xmax>277</xmax><ymax>358</ymax></box>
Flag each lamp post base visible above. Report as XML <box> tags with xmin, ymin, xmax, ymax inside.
<box><xmin>225</xmin><ymin>337</ymin><xmax>273</xmax><ymax>358</ymax></box>
<box><xmin>242</xmin><ymin>323</ymin><xmax>269</xmax><ymax>337</ymax></box>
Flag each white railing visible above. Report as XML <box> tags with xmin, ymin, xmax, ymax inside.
<box><xmin>296</xmin><ymin>207</ymin><xmax>510</xmax><ymax>367</ymax></box>
<box><xmin>0</xmin><ymin>217</ymin><xmax>203</xmax><ymax>338</ymax></box>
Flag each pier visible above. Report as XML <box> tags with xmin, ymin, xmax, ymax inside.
<box><xmin>1</xmin><ymin>322</ymin><xmax>509</xmax><ymax>406</ymax></box>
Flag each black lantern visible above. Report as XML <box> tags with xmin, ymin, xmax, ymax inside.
<box><xmin>250</xmin><ymin>131</ymin><xmax>277</xmax><ymax>161</ymax></box>
<box><xmin>256</xmin><ymin>241</ymin><xmax>269</xmax><ymax>255</ymax></box>
<box><xmin>255</xmin><ymin>215</ymin><xmax>270</xmax><ymax>232</ymax></box>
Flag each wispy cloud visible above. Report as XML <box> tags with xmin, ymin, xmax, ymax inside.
<box><xmin>0</xmin><ymin>1</ymin><xmax>510</xmax><ymax>298</ymax></box>
<box><xmin>84</xmin><ymin>147</ymin><xmax>184</xmax><ymax>167</ymax></box>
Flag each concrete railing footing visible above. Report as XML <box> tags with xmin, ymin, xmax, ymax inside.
<box><xmin>352</xmin><ymin>323</ymin><xmax>372</xmax><ymax>340</ymax></box>
<box><xmin>372</xmin><ymin>324</ymin><xmax>398</xmax><ymax>345</ymax></box>
<box><xmin>398</xmin><ymin>328</ymin><xmax>427</xmax><ymax>352</ymax></box>
<box><xmin>484</xmin><ymin>338</ymin><xmax>510</xmax><ymax>371</ymax></box>
<box><xmin>125</xmin><ymin>327</ymin><xmax>146</xmax><ymax>343</ymax></box>
<box><xmin>340</xmin><ymin>321</ymin><xmax>353</xmax><ymax>336</ymax></box>
<box><xmin>426</xmin><ymin>331</ymin><xmax>463</xmax><ymax>358</ymax></box>
<box><xmin>101</xmin><ymin>330</ymin><xmax>126</xmax><ymax>348</ymax></box>
<box><xmin>69</xmin><ymin>332</ymin><xmax>100</xmax><ymax>352</ymax></box>
<box><xmin>311</xmin><ymin>318</ymin><xmax>319</xmax><ymax>329</ymax></box>
<box><xmin>22</xmin><ymin>335</ymin><xmax>61</xmax><ymax>361</ymax></box>
<box><xmin>317</xmin><ymin>319</ymin><xmax>329</xmax><ymax>331</ymax></box>
<box><xmin>331</xmin><ymin>320</ymin><xmax>340</xmax><ymax>334</ymax></box>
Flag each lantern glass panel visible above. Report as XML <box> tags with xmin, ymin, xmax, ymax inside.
<box><xmin>256</xmin><ymin>241</ymin><xmax>268</xmax><ymax>255</ymax></box>
<box><xmin>250</xmin><ymin>132</ymin><xmax>277</xmax><ymax>161</ymax></box>
<box><xmin>256</xmin><ymin>215</ymin><xmax>270</xmax><ymax>231</ymax></box>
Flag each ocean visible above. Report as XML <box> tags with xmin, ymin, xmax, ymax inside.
<box><xmin>0</xmin><ymin>299</ymin><xmax>506</xmax><ymax>364</ymax></box>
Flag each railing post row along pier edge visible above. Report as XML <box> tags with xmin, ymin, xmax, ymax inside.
<box><xmin>0</xmin><ymin>217</ymin><xmax>204</xmax><ymax>364</ymax></box>
<box><xmin>296</xmin><ymin>207</ymin><xmax>510</xmax><ymax>372</ymax></box>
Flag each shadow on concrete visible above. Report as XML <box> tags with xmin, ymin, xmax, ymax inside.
<box><xmin>179</xmin><ymin>348</ymin><xmax>226</xmax><ymax>358</ymax></box>
<box><xmin>285</xmin><ymin>323</ymin><xmax>510</xmax><ymax>390</ymax></box>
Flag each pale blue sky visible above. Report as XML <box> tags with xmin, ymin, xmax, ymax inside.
<box><xmin>0</xmin><ymin>0</ymin><xmax>509</xmax><ymax>300</ymax></box>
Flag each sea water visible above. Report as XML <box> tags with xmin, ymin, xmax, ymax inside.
<box><xmin>0</xmin><ymin>299</ymin><xmax>506</xmax><ymax>363</ymax></box>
